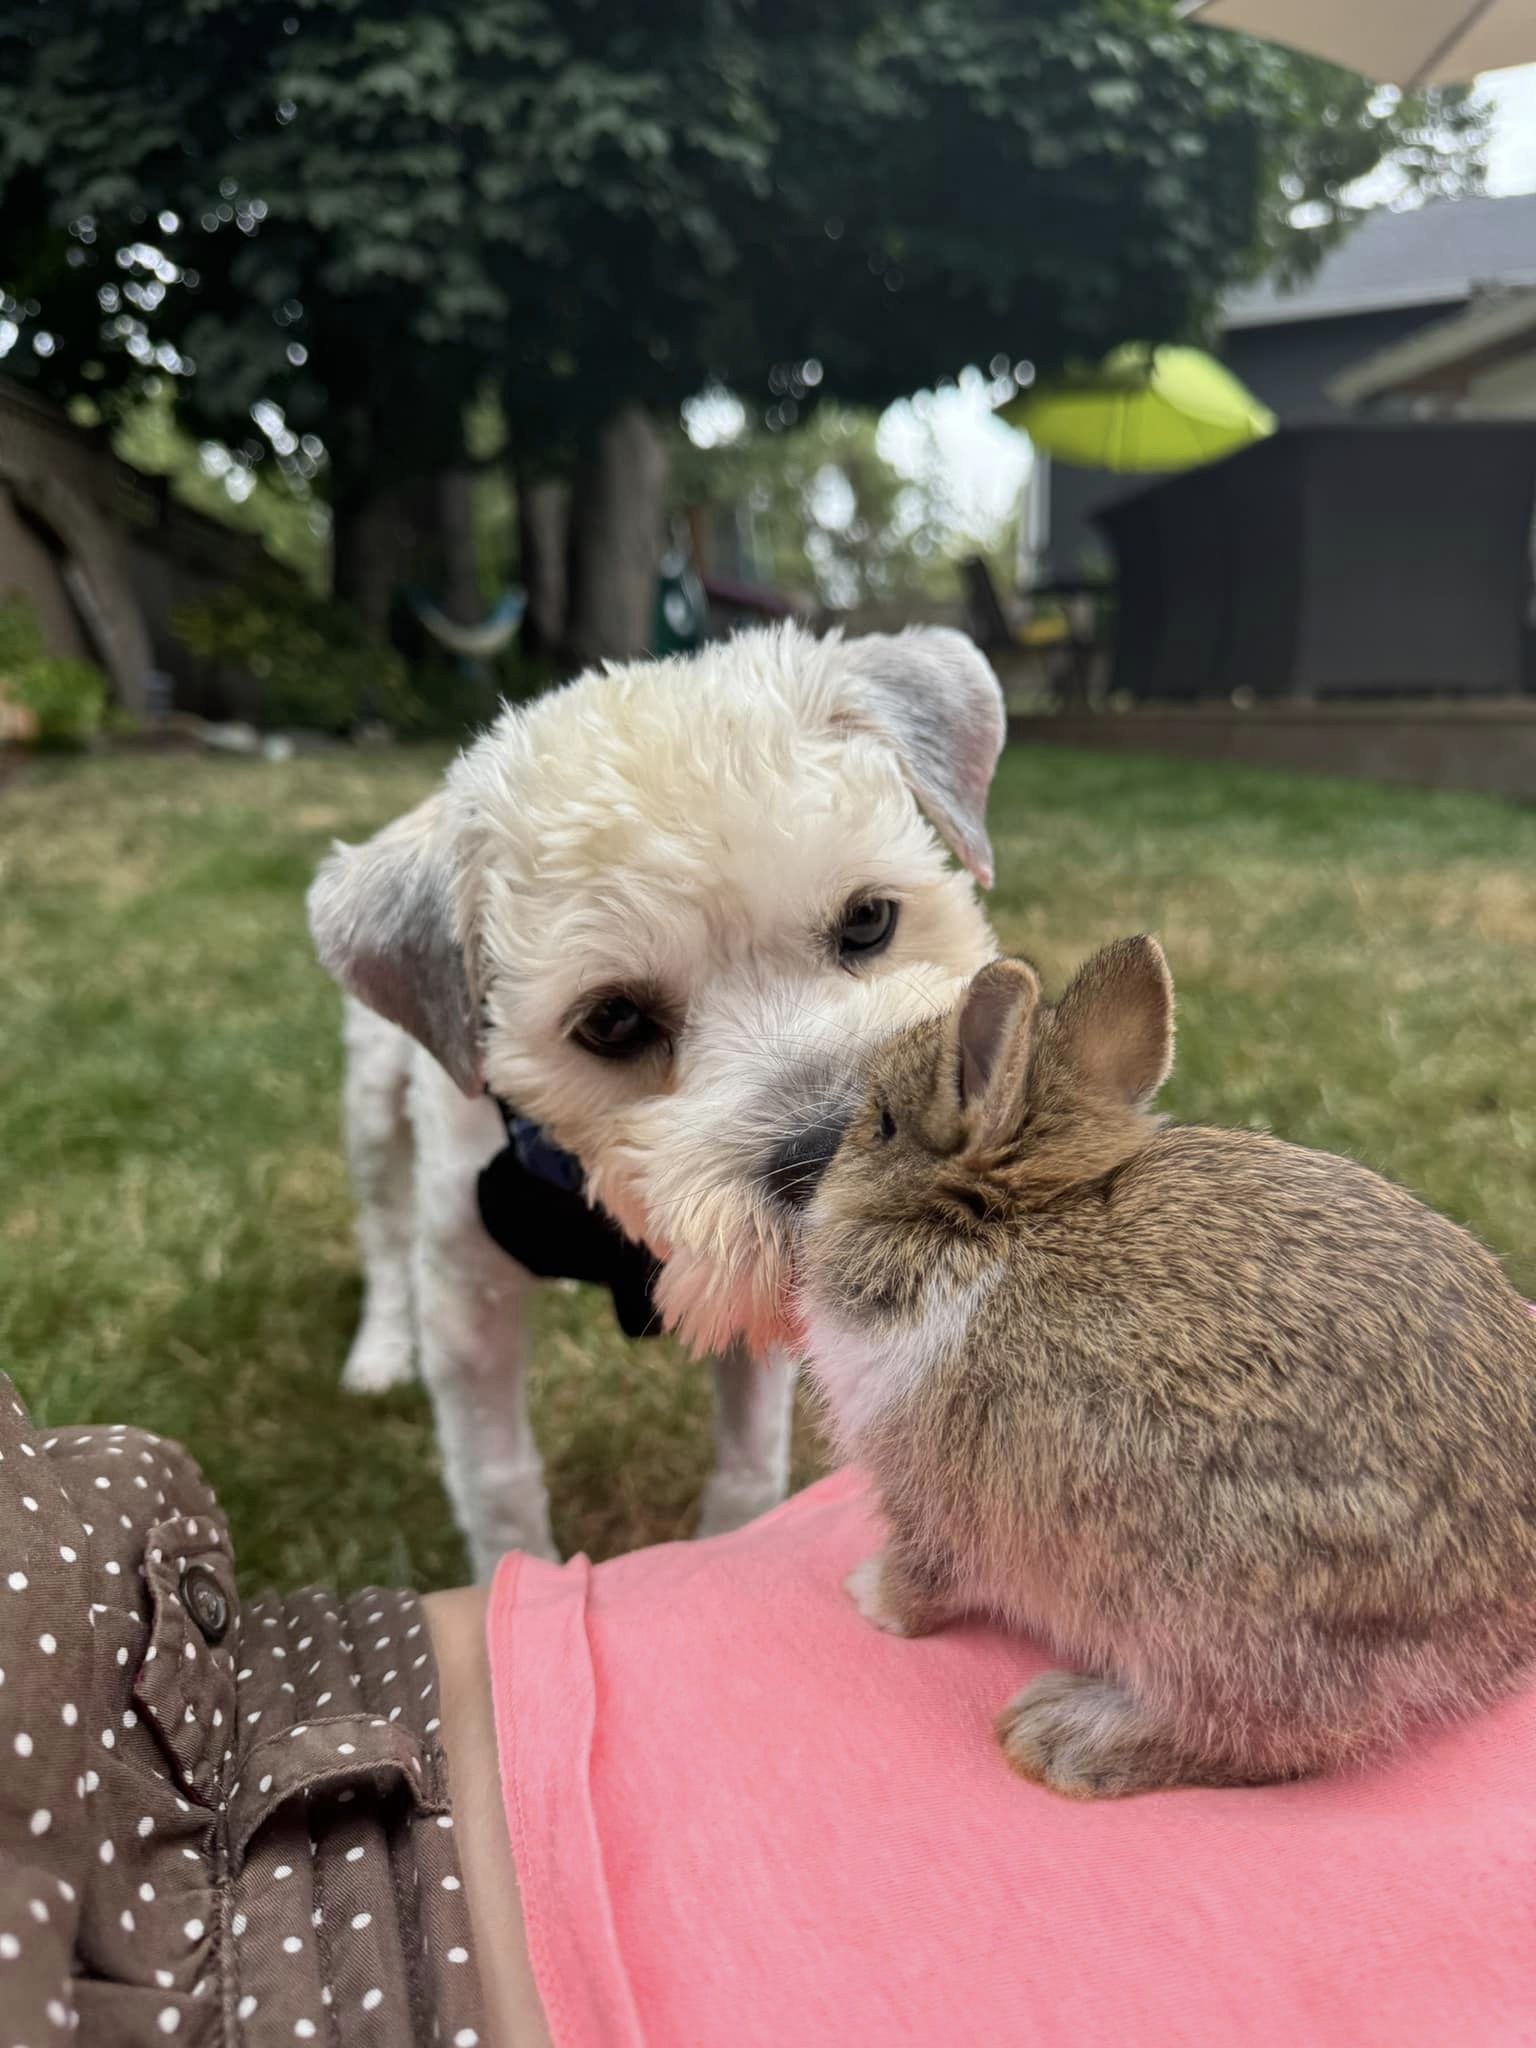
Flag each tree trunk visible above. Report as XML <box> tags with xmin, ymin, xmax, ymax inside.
<box><xmin>332</xmin><ymin>468</ymin><xmax>485</xmax><ymax>645</ymax></box>
<box><xmin>516</xmin><ymin>472</ymin><xmax>571</xmax><ymax>661</ymax></box>
<box><xmin>434</xmin><ymin>468</ymin><xmax>483</xmax><ymax>626</ymax></box>
<box><xmin>331</xmin><ymin>481</ymin><xmax>414</xmax><ymax>641</ymax></box>
<box><xmin>562</xmin><ymin>404</ymin><xmax>668</xmax><ymax>672</ymax></box>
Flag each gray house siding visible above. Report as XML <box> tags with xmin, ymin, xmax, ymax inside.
<box><xmin>1040</xmin><ymin>194</ymin><xmax>1536</xmax><ymax>582</ymax></box>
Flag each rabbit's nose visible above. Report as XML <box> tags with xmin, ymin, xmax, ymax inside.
<box><xmin>762</xmin><ymin>1114</ymin><xmax>847</xmax><ymax>1210</ymax></box>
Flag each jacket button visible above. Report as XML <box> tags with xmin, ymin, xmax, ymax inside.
<box><xmin>179</xmin><ymin>1563</ymin><xmax>230</xmax><ymax>1646</ymax></box>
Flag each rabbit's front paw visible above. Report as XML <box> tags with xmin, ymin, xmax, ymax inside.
<box><xmin>997</xmin><ymin>1672</ymin><xmax>1190</xmax><ymax>1800</ymax></box>
<box><xmin>845</xmin><ymin>1554</ymin><xmax>926</xmax><ymax>1636</ymax></box>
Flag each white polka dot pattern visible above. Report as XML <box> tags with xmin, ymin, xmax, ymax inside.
<box><xmin>0</xmin><ymin>1373</ymin><xmax>486</xmax><ymax>2044</ymax></box>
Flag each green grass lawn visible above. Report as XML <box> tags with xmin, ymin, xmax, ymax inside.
<box><xmin>3</xmin><ymin>743</ymin><xmax>1534</xmax><ymax>1593</ymax></box>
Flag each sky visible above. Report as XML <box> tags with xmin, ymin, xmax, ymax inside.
<box><xmin>889</xmin><ymin>66</ymin><xmax>1536</xmax><ymax>551</ymax></box>
<box><xmin>1485</xmin><ymin>65</ymin><xmax>1536</xmax><ymax>193</ymax></box>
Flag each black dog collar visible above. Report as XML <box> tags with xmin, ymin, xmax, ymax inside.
<box><xmin>476</xmin><ymin>1098</ymin><xmax>664</xmax><ymax>1340</ymax></box>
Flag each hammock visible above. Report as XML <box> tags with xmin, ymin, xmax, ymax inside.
<box><xmin>405</xmin><ymin>587</ymin><xmax>526</xmax><ymax>659</ymax></box>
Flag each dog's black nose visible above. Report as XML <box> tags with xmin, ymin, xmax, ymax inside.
<box><xmin>762</xmin><ymin>1114</ymin><xmax>848</xmax><ymax>1210</ymax></box>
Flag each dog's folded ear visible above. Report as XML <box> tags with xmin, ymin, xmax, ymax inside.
<box><xmin>837</xmin><ymin>627</ymin><xmax>1006</xmax><ymax>888</ymax></box>
<box><xmin>307</xmin><ymin>795</ymin><xmax>483</xmax><ymax>1097</ymax></box>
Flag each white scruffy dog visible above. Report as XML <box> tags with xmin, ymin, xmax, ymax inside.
<box><xmin>309</xmin><ymin>623</ymin><xmax>1003</xmax><ymax>1578</ymax></box>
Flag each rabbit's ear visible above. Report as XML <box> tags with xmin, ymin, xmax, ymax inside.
<box><xmin>955</xmin><ymin>957</ymin><xmax>1042</xmax><ymax>1135</ymax></box>
<box><xmin>1053</xmin><ymin>937</ymin><xmax>1174</xmax><ymax>1109</ymax></box>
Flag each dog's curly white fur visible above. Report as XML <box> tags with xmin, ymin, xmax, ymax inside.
<box><xmin>309</xmin><ymin>623</ymin><xmax>1003</xmax><ymax>1579</ymax></box>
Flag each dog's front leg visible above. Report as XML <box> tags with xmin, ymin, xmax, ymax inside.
<box><xmin>339</xmin><ymin>1002</ymin><xmax>420</xmax><ymax>1393</ymax></box>
<box><xmin>697</xmin><ymin>1342</ymin><xmax>796</xmax><ymax>1538</ymax></box>
<box><xmin>411</xmin><ymin>1062</ymin><xmax>558</xmax><ymax>1579</ymax></box>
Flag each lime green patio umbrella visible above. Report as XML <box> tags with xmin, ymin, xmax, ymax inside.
<box><xmin>1000</xmin><ymin>344</ymin><xmax>1276</xmax><ymax>473</ymax></box>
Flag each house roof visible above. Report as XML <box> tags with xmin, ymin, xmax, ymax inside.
<box><xmin>1327</xmin><ymin>286</ymin><xmax>1536</xmax><ymax>404</ymax></box>
<box><xmin>1223</xmin><ymin>192</ymin><xmax>1536</xmax><ymax>331</ymax></box>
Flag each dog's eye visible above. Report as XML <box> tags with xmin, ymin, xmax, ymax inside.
<box><xmin>837</xmin><ymin>897</ymin><xmax>898</xmax><ymax>960</ymax></box>
<box><xmin>572</xmin><ymin>994</ymin><xmax>664</xmax><ymax>1060</ymax></box>
<box><xmin>877</xmin><ymin>1103</ymin><xmax>897</xmax><ymax>1143</ymax></box>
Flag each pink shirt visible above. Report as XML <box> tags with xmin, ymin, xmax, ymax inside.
<box><xmin>490</xmin><ymin>1468</ymin><xmax>1536</xmax><ymax>2048</ymax></box>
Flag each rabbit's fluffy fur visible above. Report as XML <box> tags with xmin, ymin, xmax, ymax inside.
<box><xmin>799</xmin><ymin>940</ymin><xmax>1536</xmax><ymax>1798</ymax></box>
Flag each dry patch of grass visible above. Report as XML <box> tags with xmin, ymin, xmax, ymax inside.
<box><xmin>2</xmin><ymin>744</ymin><xmax>1533</xmax><ymax>1592</ymax></box>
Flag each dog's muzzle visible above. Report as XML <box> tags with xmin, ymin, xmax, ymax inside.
<box><xmin>760</xmin><ymin>1110</ymin><xmax>850</xmax><ymax>1211</ymax></box>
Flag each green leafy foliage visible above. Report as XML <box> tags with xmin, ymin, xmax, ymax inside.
<box><xmin>0</xmin><ymin>597</ymin><xmax>107</xmax><ymax>747</ymax></box>
<box><xmin>171</xmin><ymin>582</ymin><xmax>545</xmax><ymax>736</ymax></box>
<box><xmin>0</xmin><ymin>2</ymin><xmax>1489</xmax><ymax>585</ymax></box>
<box><xmin>6</xmin><ymin>658</ymin><xmax>107</xmax><ymax>748</ymax></box>
<box><xmin>173</xmin><ymin>587</ymin><xmax>416</xmax><ymax>733</ymax></box>
<box><xmin>0</xmin><ymin>594</ymin><xmax>45</xmax><ymax>672</ymax></box>
<box><xmin>107</xmin><ymin>389</ymin><xmax>329</xmax><ymax>592</ymax></box>
<box><xmin>672</xmin><ymin>401</ymin><xmax>1018</xmax><ymax>612</ymax></box>
<box><xmin>397</xmin><ymin>643</ymin><xmax>555</xmax><ymax>741</ymax></box>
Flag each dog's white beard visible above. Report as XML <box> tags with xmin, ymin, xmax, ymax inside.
<box><xmin>589</xmin><ymin>964</ymin><xmax>970</xmax><ymax>1357</ymax></box>
<box><xmin>654</xmin><ymin>1242</ymin><xmax>792</xmax><ymax>1359</ymax></box>
<box><xmin>588</xmin><ymin>1125</ymin><xmax>800</xmax><ymax>1357</ymax></box>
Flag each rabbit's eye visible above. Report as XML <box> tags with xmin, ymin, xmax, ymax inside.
<box><xmin>877</xmin><ymin>1104</ymin><xmax>897</xmax><ymax>1142</ymax></box>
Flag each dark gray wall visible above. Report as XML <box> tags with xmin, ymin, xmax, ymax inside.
<box><xmin>1044</xmin><ymin>305</ymin><xmax>1442</xmax><ymax>580</ymax></box>
<box><xmin>1226</xmin><ymin>307</ymin><xmax>1437</xmax><ymax>422</ymax></box>
<box><xmin>1097</xmin><ymin>424</ymin><xmax>1536</xmax><ymax>701</ymax></box>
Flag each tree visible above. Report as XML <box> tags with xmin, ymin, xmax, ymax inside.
<box><xmin>672</xmin><ymin>393</ymin><xmax>1025</xmax><ymax>616</ymax></box>
<box><xmin>108</xmin><ymin>387</ymin><xmax>329</xmax><ymax>591</ymax></box>
<box><xmin>0</xmin><ymin>1</ymin><xmax>1487</xmax><ymax>662</ymax></box>
<box><xmin>0</xmin><ymin>0</ymin><xmax>865</xmax><ymax>643</ymax></box>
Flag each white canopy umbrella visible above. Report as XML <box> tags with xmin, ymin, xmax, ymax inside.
<box><xmin>1177</xmin><ymin>0</ymin><xmax>1536</xmax><ymax>88</ymax></box>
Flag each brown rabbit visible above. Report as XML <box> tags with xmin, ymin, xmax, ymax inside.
<box><xmin>794</xmin><ymin>937</ymin><xmax>1536</xmax><ymax>1799</ymax></box>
